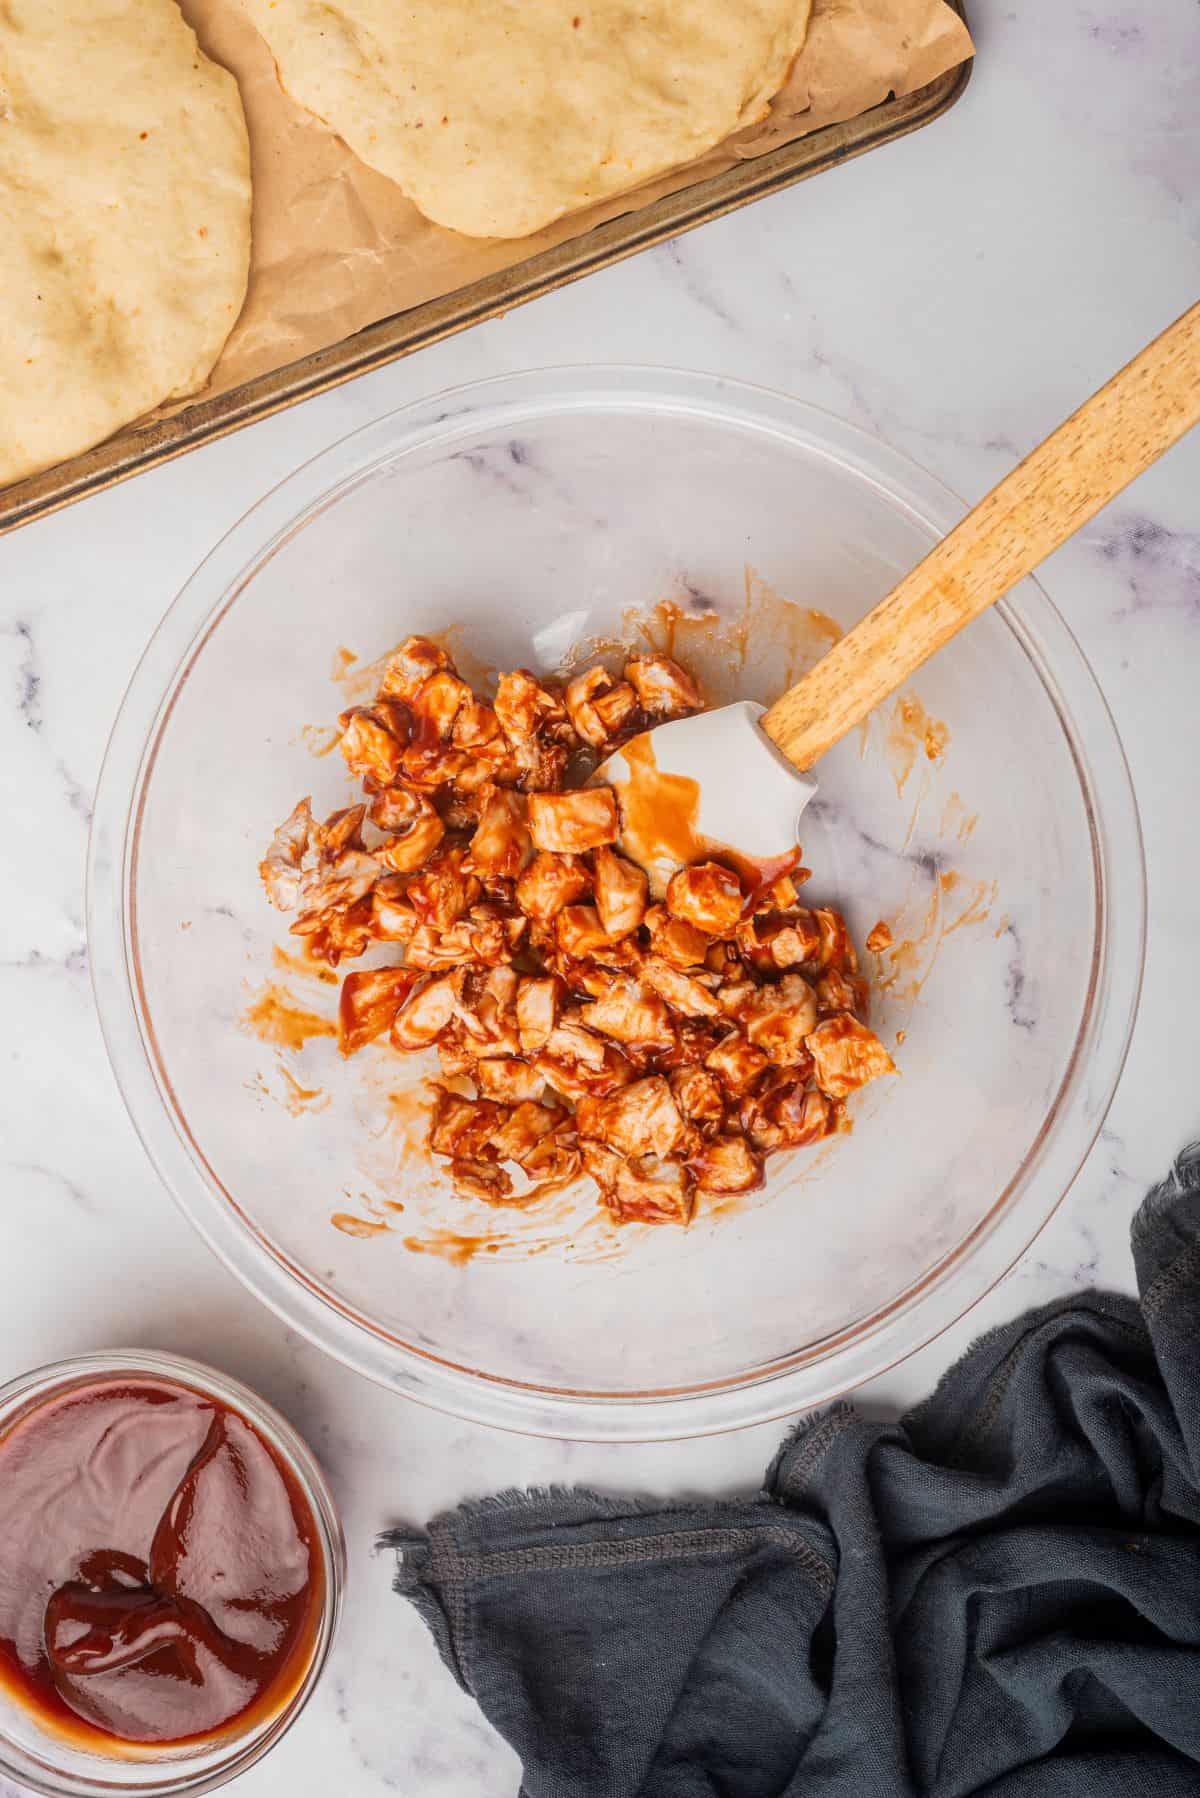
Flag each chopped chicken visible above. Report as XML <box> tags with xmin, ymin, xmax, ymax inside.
<box><xmin>812</xmin><ymin>907</ymin><xmax>858</xmax><ymax>974</ymax></box>
<box><xmin>430</xmin><ymin>1082</ymin><xmax>575</xmax><ymax>1204</ymax></box>
<box><xmin>624</xmin><ymin>655</ymin><xmax>702</xmax><ymax>716</ymax></box>
<box><xmin>659</xmin><ymin>1018</ymin><xmax>726</xmax><ymax>1072</ymax></box>
<box><xmin>669</xmin><ymin>1066</ymin><xmax>725</xmax><ymax>1126</ymax></box>
<box><xmin>807</xmin><ymin>1014</ymin><xmax>895</xmax><ymax>1098</ymax></box>
<box><xmin>715</xmin><ymin>978</ymin><xmax>758</xmax><ymax>1020</ymax></box>
<box><xmin>375</xmin><ymin>794</ymin><xmax>445</xmax><ymax>873</ymax></box>
<box><xmin>581</xmin><ymin>980</ymin><xmax>675</xmax><ymax>1050</ymax></box>
<box><xmin>410</xmin><ymin>670</ymin><xmax>473</xmax><ymax>742</ymax></box>
<box><xmin>489</xmin><ymin>1101</ymin><xmax>562</xmax><ymax>1167</ymax></box>
<box><xmin>555</xmin><ymin>904</ymin><xmax>617</xmax><ymax>962</ymax></box>
<box><xmin>407</xmin><ymin>847</ymin><xmax>481</xmax><ymax>933</ymax></box>
<box><xmin>259</xmin><ymin>797</ymin><xmax>315</xmax><ymax>911</ymax></box>
<box><xmin>742</xmin><ymin>973</ymin><xmax>818</xmax><ymax>1065</ymax></box>
<box><xmin>391</xmin><ymin>972</ymin><xmax>462</xmax><ymax>1048</ymax></box>
<box><xmin>261</xmin><ymin>637</ymin><xmax>888</xmax><ymax>1226</ymax></box>
<box><xmin>509</xmin><ymin>736</ymin><xmax>569</xmax><ymax>793</ymax></box>
<box><xmin>449</xmin><ymin>1159</ymin><xmax>514</xmax><ymax>1204</ymax></box>
<box><xmin>429</xmin><ymin>1092</ymin><xmax>505</xmax><ymax>1159</ymax></box>
<box><xmin>765</xmin><ymin>872</ymin><xmax>801</xmax><ymax>911</ymax></box>
<box><xmin>435</xmin><ymin>1020</ymin><xmax>484</xmax><ymax>1079</ymax></box>
<box><xmin>582</xmin><ymin>1143</ymin><xmax>693</xmax><ymax>1225</ymax></box>
<box><xmin>452</xmin><ymin>695</ymin><xmax>504</xmax><ymax>753</ymax></box>
<box><xmin>473</xmin><ymin>1058</ymin><xmax>546</xmax><ymax>1104</ymax></box>
<box><xmin>476</xmin><ymin>872</ymin><xmax>519</xmax><ymax>910</ymax></box>
<box><xmin>644</xmin><ymin>904</ymin><xmax>710</xmax><ymax>969</ymax></box>
<box><xmin>480</xmin><ymin>963</ymin><xmax>520</xmax><ymax>1011</ymax></box>
<box><xmin>573</xmin><ymin>932</ymin><xmax>643</xmax><ymax>977</ymax></box>
<box><xmin>516</xmin><ymin>1137</ymin><xmax>582</xmax><ymax>1193</ymax></box>
<box><xmin>738</xmin><ymin>908</ymin><xmax>822</xmax><ymax>971</ymax></box>
<box><xmin>665</xmin><ymin>861</ymin><xmax>744</xmax><ymax>936</ymax></box>
<box><xmin>295</xmin><ymin>894</ymin><xmax>377</xmax><ymax>967</ymax></box>
<box><xmin>515</xmin><ymin>976</ymin><xmax>561</xmax><ymax>1054</ymax></box>
<box><xmin>705</xmin><ymin>938</ymin><xmax>743</xmax><ymax>978</ymax></box>
<box><xmin>640</xmin><ymin>956</ymin><xmax>720</xmax><ymax>1018</ymax></box>
<box><xmin>767</xmin><ymin>1081</ymin><xmax>833</xmax><ymax>1147</ymax></box>
<box><xmin>472</xmin><ymin>907</ymin><xmax>527</xmax><ymax>961</ymax></box>
<box><xmin>465</xmin><ymin>789</ymin><xmax>532</xmax><ymax>877</ymax></box>
<box><xmin>463</xmin><ymin>1017</ymin><xmax>524</xmax><ymax>1066</ymax></box>
<box><xmin>536</xmin><ymin>1036</ymin><xmax>633</xmax><ymax>1103</ymax></box>
<box><xmin>591</xmin><ymin>847</ymin><xmax>648</xmax><ymax>938</ymax></box>
<box><xmin>769</xmin><ymin>922</ymin><xmax>822</xmax><ymax>971</ymax></box>
<box><xmin>406</xmin><ymin>908</ymin><xmax>526</xmax><ymax>972</ymax></box>
<box><xmin>741</xmin><ymin>1080</ymin><xmax>831</xmax><ymax>1153</ymax></box>
<box><xmin>337</xmin><ymin>966</ymin><xmax>422</xmax><ymax>1056</ymax></box>
<box><xmin>401</xmin><ymin>741</ymin><xmax>470</xmax><ymax>790</ymax></box>
<box><xmin>591</xmin><ymin>683</ymin><xmax>639</xmax><ymax>741</ymax></box>
<box><xmin>452</xmin><ymin>749</ymin><xmax>508</xmax><ymax>794</ymax></box>
<box><xmin>515</xmin><ymin>852</ymin><xmax>591</xmax><ymax>921</ymax></box>
<box><xmin>562</xmin><ymin>962</ymin><xmax>612</xmax><ymax>1000</ymax></box>
<box><xmin>815</xmin><ymin>968</ymin><xmax>869</xmax><ymax>1018</ymax></box>
<box><xmin>369</xmin><ymin>787</ymin><xmax>420</xmax><ymax>833</ymax></box>
<box><xmin>688</xmin><ymin>1135</ymin><xmax>763</xmax><ymax>1195</ymax></box>
<box><xmin>705</xmin><ymin>1031</ymin><xmax>770</xmax><ymax>1096</ymax></box>
<box><xmin>378</xmin><ymin>636</ymin><xmax>451</xmax><ymax>703</ymax></box>
<box><xmin>866</xmin><ymin>920</ymin><xmax>893</xmax><ymax>954</ymax></box>
<box><xmin>458</xmin><ymin>966</ymin><xmax>522</xmax><ymax>1058</ymax></box>
<box><xmin>338</xmin><ymin>705</ymin><xmax>408</xmax><ymax>785</ymax></box>
<box><xmin>544</xmin><ymin>1016</ymin><xmax>608</xmax><ymax>1070</ymax></box>
<box><xmin>564</xmin><ymin>666</ymin><xmax>639</xmax><ymax>749</ymax></box>
<box><xmin>405</xmin><ymin>922</ymin><xmax>473</xmax><ymax>972</ymax></box>
<box><xmin>493</xmin><ymin>669</ymin><xmax>570</xmax><ymax>742</ymax></box>
<box><xmin>528</xmin><ymin>788</ymin><xmax>619</xmax><ymax>854</ymax></box>
<box><xmin>261</xmin><ymin>800</ymin><xmax>381</xmax><ymax>923</ymax></box>
<box><xmin>619</xmin><ymin>1160</ymin><xmax>693</xmax><ymax>1224</ymax></box>
<box><xmin>294</xmin><ymin>831</ymin><xmax>378</xmax><ymax>920</ymax></box>
<box><xmin>575</xmin><ymin>1075</ymin><xmax>685</xmax><ymax>1159</ymax></box>
<box><xmin>368</xmin><ymin>877</ymin><xmax>418</xmax><ymax>942</ymax></box>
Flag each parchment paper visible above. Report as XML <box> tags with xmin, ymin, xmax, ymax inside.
<box><xmin>180</xmin><ymin>0</ymin><xmax>974</xmax><ymax>400</ymax></box>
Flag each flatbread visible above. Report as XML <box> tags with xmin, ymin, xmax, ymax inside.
<box><xmin>0</xmin><ymin>0</ymin><xmax>252</xmax><ymax>488</ymax></box>
<box><xmin>243</xmin><ymin>0</ymin><xmax>814</xmax><ymax>240</ymax></box>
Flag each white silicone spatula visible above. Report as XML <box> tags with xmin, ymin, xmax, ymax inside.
<box><xmin>599</xmin><ymin>300</ymin><xmax>1200</xmax><ymax>888</ymax></box>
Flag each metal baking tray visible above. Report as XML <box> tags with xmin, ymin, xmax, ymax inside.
<box><xmin>1</xmin><ymin>27</ymin><xmax>970</xmax><ymax>537</ymax></box>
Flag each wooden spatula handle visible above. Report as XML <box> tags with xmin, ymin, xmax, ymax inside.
<box><xmin>761</xmin><ymin>300</ymin><xmax>1200</xmax><ymax>772</ymax></box>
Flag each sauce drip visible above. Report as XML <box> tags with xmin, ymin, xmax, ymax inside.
<box><xmin>0</xmin><ymin>1378</ymin><xmax>323</xmax><ymax>1752</ymax></box>
<box><xmin>610</xmin><ymin>733</ymin><xmax>802</xmax><ymax>905</ymax></box>
<box><xmin>610</xmin><ymin>732</ymin><xmax>706</xmax><ymax>877</ymax></box>
<box><xmin>242</xmin><ymin>982</ymin><xmax>336</xmax><ymax>1050</ymax></box>
<box><xmin>730</xmin><ymin>846</ymin><xmax>803</xmax><ymax>914</ymax></box>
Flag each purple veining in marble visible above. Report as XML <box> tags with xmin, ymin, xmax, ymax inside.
<box><xmin>1091</xmin><ymin>513</ymin><xmax>1200</xmax><ymax>619</ymax></box>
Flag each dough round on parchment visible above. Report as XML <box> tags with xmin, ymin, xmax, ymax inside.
<box><xmin>0</xmin><ymin>0</ymin><xmax>252</xmax><ymax>488</ymax></box>
<box><xmin>243</xmin><ymin>0</ymin><xmax>813</xmax><ymax>240</ymax></box>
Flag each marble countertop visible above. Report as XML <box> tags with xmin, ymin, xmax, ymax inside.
<box><xmin>2</xmin><ymin>1</ymin><xmax>1198</xmax><ymax>1790</ymax></box>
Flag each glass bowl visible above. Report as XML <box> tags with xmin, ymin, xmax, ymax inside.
<box><xmin>88</xmin><ymin>368</ymin><xmax>1144</xmax><ymax>1440</ymax></box>
<box><xmin>0</xmin><ymin>1351</ymin><xmax>344</xmax><ymax>1796</ymax></box>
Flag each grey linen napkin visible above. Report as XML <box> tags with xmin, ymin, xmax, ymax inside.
<box><xmin>384</xmin><ymin>1144</ymin><xmax>1200</xmax><ymax>1796</ymax></box>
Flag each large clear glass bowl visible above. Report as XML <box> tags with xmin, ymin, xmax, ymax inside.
<box><xmin>88</xmin><ymin>369</ymin><xmax>1144</xmax><ymax>1440</ymax></box>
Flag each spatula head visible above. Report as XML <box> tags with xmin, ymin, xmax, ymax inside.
<box><xmin>594</xmin><ymin>700</ymin><xmax>818</xmax><ymax>894</ymax></box>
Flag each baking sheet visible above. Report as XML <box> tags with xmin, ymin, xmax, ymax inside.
<box><xmin>0</xmin><ymin>0</ymin><xmax>972</xmax><ymax>534</ymax></box>
<box><xmin>184</xmin><ymin>0</ymin><xmax>973</xmax><ymax>398</ymax></box>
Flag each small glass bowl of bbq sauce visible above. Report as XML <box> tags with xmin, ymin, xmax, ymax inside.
<box><xmin>0</xmin><ymin>1351</ymin><xmax>344</xmax><ymax>1796</ymax></box>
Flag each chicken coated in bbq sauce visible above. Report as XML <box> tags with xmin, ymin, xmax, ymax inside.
<box><xmin>261</xmin><ymin>637</ymin><xmax>895</xmax><ymax>1224</ymax></box>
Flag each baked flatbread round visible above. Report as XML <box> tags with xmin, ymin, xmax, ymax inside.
<box><xmin>244</xmin><ymin>0</ymin><xmax>812</xmax><ymax>239</ymax></box>
<box><xmin>0</xmin><ymin>0</ymin><xmax>252</xmax><ymax>488</ymax></box>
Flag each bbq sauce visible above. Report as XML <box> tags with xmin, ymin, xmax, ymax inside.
<box><xmin>0</xmin><ymin>1376</ymin><xmax>324</xmax><ymax>1751</ymax></box>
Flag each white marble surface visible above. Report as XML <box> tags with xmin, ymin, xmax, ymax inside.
<box><xmin>2</xmin><ymin>1</ymin><xmax>1198</xmax><ymax>1790</ymax></box>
